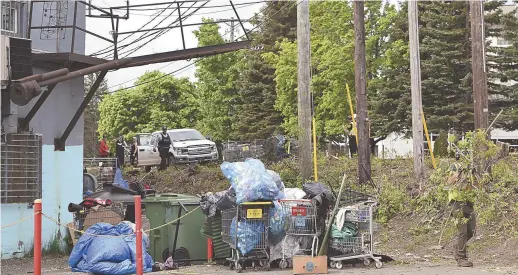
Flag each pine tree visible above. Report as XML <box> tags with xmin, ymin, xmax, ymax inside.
<box><xmin>232</xmin><ymin>1</ymin><xmax>297</xmax><ymax>140</ymax></box>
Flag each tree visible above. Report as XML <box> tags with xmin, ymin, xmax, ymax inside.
<box><xmin>97</xmin><ymin>71</ymin><xmax>197</xmax><ymax>139</ymax></box>
<box><xmin>193</xmin><ymin>18</ymin><xmax>239</xmax><ymax>141</ymax></box>
<box><xmin>83</xmin><ymin>73</ymin><xmax>108</xmax><ymax>157</ymax></box>
<box><xmin>486</xmin><ymin>2</ymin><xmax>518</xmax><ymax>131</ymax></box>
<box><xmin>265</xmin><ymin>1</ymin><xmax>397</xmax><ymax>141</ymax></box>
<box><xmin>231</xmin><ymin>1</ymin><xmax>297</xmax><ymax>140</ymax></box>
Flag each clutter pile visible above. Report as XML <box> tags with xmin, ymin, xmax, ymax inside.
<box><xmin>199</xmin><ymin>158</ymin><xmax>340</xmax><ymax>272</ymax></box>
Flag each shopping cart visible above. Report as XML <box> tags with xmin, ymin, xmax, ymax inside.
<box><xmin>277</xmin><ymin>199</ymin><xmax>320</xmax><ymax>269</ymax></box>
<box><xmin>72</xmin><ymin>202</ymin><xmax>126</xmax><ymax>233</ymax></box>
<box><xmin>328</xmin><ymin>201</ymin><xmax>382</xmax><ymax>269</ymax></box>
<box><xmin>221</xmin><ymin>202</ymin><xmax>272</xmax><ymax>273</ymax></box>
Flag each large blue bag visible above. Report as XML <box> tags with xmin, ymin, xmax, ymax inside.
<box><xmin>69</xmin><ymin>222</ymin><xmax>153</xmax><ymax>274</ymax></box>
<box><xmin>221</xmin><ymin>159</ymin><xmax>284</xmax><ymax>204</ymax></box>
<box><xmin>268</xmin><ymin>201</ymin><xmax>286</xmax><ymax>245</ymax></box>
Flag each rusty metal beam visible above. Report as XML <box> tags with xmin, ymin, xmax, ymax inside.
<box><xmin>56</xmin><ymin>70</ymin><xmax>108</xmax><ymax>150</ymax></box>
<box><xmin>122</xmin><ymin>40</ymin><xmax>251</xmax><ymax>68</ymax></box>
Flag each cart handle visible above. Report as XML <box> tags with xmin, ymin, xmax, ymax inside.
<box><xmin>278</xmin><ymin>199</ymin><xmax>312</xmax><ymax>202</ymax></box>
<box><xmin>240</xmin><ymin>202</ymin><xmax>273</xmax><ymax>205</ymax></box>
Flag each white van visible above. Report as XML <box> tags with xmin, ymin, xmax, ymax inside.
<box><xmin>136</xmin><ymin>129</ymin><xmax>218</xmax><ymax>170</ymax></box>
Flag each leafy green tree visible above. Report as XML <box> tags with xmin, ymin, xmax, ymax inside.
<box><xmin>83</xmin><ymin>73</ymin><xmax>108</xmax><ymax>157</ymax></box>
<box><xmin>193</xmin><ymin>18</ymin><xmax>239</xmax><ymax>141</ymax></box>
<box><xmin>97</xmin><ymin>71</ymin><xmax>197</xmax><ymax>139</ymax></box>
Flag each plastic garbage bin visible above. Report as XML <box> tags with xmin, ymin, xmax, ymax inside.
<box><xmin>143</xmin><ymin>193</ymin><xmax>206</xmax><ymax>266</ymax></box>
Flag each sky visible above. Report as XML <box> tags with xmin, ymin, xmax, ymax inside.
<box><xmin>85</xmin><ymin>0</ymin><xmax>264</xmax><ymax>91</ymax></box>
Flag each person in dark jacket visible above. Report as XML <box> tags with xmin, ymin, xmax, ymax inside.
<box><xmin>116</xmin><ymin>135</ymin><xmax>127</xmax><ymax>168</ymax></box>
<box><xmin>156</xmin><ymin>126</ymin><xmax>172</xmax><ymax>170</ymax></box>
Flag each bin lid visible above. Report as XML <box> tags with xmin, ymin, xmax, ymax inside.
<box><xmin>142</xmin><ymin>193</ymin><xmax>200</xmax><ymax>205</ymax></box>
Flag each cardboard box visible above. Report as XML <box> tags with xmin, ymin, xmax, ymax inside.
<box><xmin>293</xmin><ymin>256</ymin><xmax>328</xmax><ymax>274</ymax></box>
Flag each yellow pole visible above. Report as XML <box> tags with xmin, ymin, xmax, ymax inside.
<box><xmin>421</xmin><ymin>109</ymin><xmax>437</xmax><ymax>169</ymax></box>
<box><xmin>346</xmin><ymin>84</ymin><xmax>359</xmax><ymax>145</ymax></box>
<box><xmin>312</xmin><ymin>117</ymin><xmax>319</xmax><ymax>181</ymax></box>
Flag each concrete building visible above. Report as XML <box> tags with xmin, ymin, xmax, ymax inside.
<box><xmin>1</xmin><ymin>1</ymin><xmax>86</xmax><ymax>258</ymax></box>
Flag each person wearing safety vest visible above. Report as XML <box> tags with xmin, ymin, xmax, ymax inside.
<box><xmin>447</xmin><ymin>151</ymin><xmax>476</xmax><ymax>267</ymax></box>
<box><xmin>156</xmin><ymin>126</ymin><xmax>172</xmax><ymax>171</ymax></box>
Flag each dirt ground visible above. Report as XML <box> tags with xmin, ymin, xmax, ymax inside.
<box><xmin>1</xmin><ymin>256</ymin><xmax>517</xmax><ymax>275</ymax></box>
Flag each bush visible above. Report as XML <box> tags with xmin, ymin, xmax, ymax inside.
<box><xmin>433</xmin><ymin>131</ymin><xmax>449</xmax><ymax>157</ymax></box>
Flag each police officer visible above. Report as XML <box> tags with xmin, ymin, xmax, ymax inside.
<box><xmin>448</xmin><ymin>151</ymin><xmax>476</xmax><ymax>267</ymax></box>
<box><xmin>157</xmin><ymin>126</ymin><xmax>172</xmax><ymax>170</ymax></box>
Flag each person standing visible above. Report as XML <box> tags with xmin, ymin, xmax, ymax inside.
<box><xmin>156</xmin><ymin>126</ymin><xmax>172</xmax><ymax>171</ymax></box>
<box><xmin>116</xmin><ymin>135</ymin><xmax>127</xmax><ymax>168</ymax></box>
<box><xmin>130</xmin><ymin>137</ymin><xmax>138</xmax><ymax>166</ymax></box>
<box><xmin>99</xmin><ymin>135</ymin><xmax>110</xmax><ymax>157</ymax></box>
<box><xmin>447</xmin><ymin>152</ymin><xmax>476</xmax><ymax>267</ymax></box>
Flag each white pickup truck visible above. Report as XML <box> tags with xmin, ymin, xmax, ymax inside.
<box><xmin>135</xmin><ymin>129</ymin><xmax>218</xmax><ymax>171</ymax></box>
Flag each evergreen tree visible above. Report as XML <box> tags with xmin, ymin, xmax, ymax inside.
<box><xmin>231</xmin><ymin>1</ymin><xmax>297</xmax><ymax>140</ymax></box>
<box><xmin>486</xmin><ymin>2</ymin><xmax>518</xmax><ymax>131</ymax></box>
<box><xmin>84</xmin><ymin>73</ymin><xmax>108</xmax><ymax>157</ymax></box>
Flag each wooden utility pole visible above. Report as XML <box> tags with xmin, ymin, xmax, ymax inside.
<box><xmin>297</xmin><ymin>0</ymin><xmax>313</xmax><ymax>181</ymax></box>
<box><xmin>471</xmin><ymin>0</ymin><xmax>489</xmax><ymax>130</ymax></box>
<box><xmin>408</xmin><ymin>0</ymin><xmax>425</xmax><ymax>181</ymax></box>
<box><xmin>353</xmin><ymin>0</ymin><xmax>371</xmax><ymax>184</ymax></box>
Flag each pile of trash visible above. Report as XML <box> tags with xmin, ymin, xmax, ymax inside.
<box><xmin>199</xmin><ymin>158</ymin><xmax>335</xmax><ymax>261</ymax></box>
<box><xmin>69</xmin><ymin>222</ymin><xmax>153</xmax><ymax>274</ymax></box>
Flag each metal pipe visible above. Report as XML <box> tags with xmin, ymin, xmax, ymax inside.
<box><xmin>71</xmin><ymin>1</ymin><xmax>78</xmax><ymax>53</ymax></box>
<box><xmin>38</xmin><ymin>58</ymin><xmax>131</xmax><ymax>87</ymax></box>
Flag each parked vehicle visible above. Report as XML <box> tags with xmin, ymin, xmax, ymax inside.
<box><xmin>136</xmin><ymin>129</ymin><xmax>218</xmax><ymax>171</ymax></box>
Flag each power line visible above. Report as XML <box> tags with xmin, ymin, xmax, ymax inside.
<box><xmin>90</xmin><ymin>2</ymin><xmax>180</xmax><ymax>56</ymax></box>
<box><xmin>107</xmin><ymin>0</ymin><xmax>300</xmax><ymax>92</ymax></box>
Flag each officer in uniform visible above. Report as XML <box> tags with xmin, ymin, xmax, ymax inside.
<box><xmin>156</xmin><ymin>126</ymin><xmax>172</xmax><ymax>170</ymax></box>
<box><xmin>447</xmin><ymin>151</ymin><xmax>476</xmax><ymax>267</ymax></box>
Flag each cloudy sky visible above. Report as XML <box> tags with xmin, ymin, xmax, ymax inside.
<box><xmin>85</xmin><ymin>0</ymin><xmax>264</xmax><ymax>91</ymax></box>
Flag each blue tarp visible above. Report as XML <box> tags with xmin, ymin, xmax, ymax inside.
<box><xmin>113</xmin><ymin>168</ymin><xmax>130</xmax><ymax>189</ymax></box>
<box><xmin>230</xmin><ymin>217</ymin><xmax>264</xmax><ymax>255</ymax></box>
<box><xmin>69</xmin><ymin>222</ymin><xmax>153</xmax><ymax>274</ymax></box>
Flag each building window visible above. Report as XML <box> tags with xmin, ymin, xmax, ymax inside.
<box><xmin>1</xmin><ymin>133</ymin><xmax>43</xmax><ymax>204</ymax></box>
<box><xmin>1</xmin><ymin>1</ymin><xmax>18</xmax><ymax>33</ymax></box>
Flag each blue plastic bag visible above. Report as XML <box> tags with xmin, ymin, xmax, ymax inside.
<box><xmin>69</xmin><ymin>222</ymin><xmax>153</xmax><ymax>274</ymax></box>
<box><xmin>230</xmin><ymin>217</ymin><xmax>265</xmax><ymax>255</ymax></box>
<box><xmin>221</xmin><ymin>159</ymin><xmax>284</xmax><ymax>204</ymax></box>
<box><xmin>268</xmin><ymin>201</ymin><xmax>286</xmax><ymax>245</ymax></box>
<box><xmin>113</xmin><ymin>168</ymin><xmax>129</xmax><ymax>189</ymax></box>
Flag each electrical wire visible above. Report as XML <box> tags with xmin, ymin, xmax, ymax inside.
<box><xmin>90</xmin><ymin>2</ymin><xmax>181</xmax><ymax>57</ymax></box>
<box><xmin>106</xmin><ymin>0</ymin><xmax>300</xmax><ymax>92</ymax></box>
<box><xmin>118</xmin><ymin>1</ymin><xmax>268</xmax><ymax>11</ymax></box>
<box><xmin>127</xmin><ymin>2</ymin><xmax>263</xmax><ymax>18</ymax></box>
<box><xmin>118</xmin><ymin>1</ymin><xmax>204</xmax><ymax>58</ymax></box>
<box><xmin>97</xmin><ymin>1</ymin><xmax>201</xmax><ymax>59</ymax></box>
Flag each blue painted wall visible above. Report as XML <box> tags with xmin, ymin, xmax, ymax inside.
<box><xmin>1</xmin><ymin>146</ymin><xmax>83</xmax><ymax>258</ymax></box>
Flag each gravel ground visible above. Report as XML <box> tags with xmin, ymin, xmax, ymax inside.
<box><xmin>1</xmin><ymin>256</ymin><xmax>517</xmax><ymax>275</ymax></box>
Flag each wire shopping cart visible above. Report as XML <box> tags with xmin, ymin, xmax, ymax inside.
<box><xmin>221</xmin><ymin>202</ymin><xmax>272</xmax><ymax>273</ymax></box>
<box><xmin>277</xmin><ymin>199</ymin><xmax>321</xmax><ymax>269</ymax></box>
<box><xmin>328</xmin><ymin>201</ymin><xmax>382</xmax><ymax>269</ymax></box>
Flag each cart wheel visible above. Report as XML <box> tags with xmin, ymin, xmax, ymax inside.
<box><xmin>329</xmin><ymin>261</ymin><xmax>336</xmax><ymax>268</ymax></box>
<box><xmin>287</xmin><ymin>259</ymin><xmax>292</xmax><ymax>268</ymax></box>
<box><xmin>236</xmin><ymin>262</ymin><xmax>243</xmax><ymax>273</ymax></box>
<box><xmin>363</xmin><ymin>258</ymin><xmax>371</xmax><ymax>266</ymax></box>
<box><xmin>279</xmin><ymin>260</ymin><xmax>288</xmax><ymax>269</ymax></box>
<box><xmin>375</xmin><ymin>260</ymin><xmax>383</xmax><ymax>269</ymax></box>
<box><xmin>335</xmin><ymin>261</ymin><xmax>344</xmax><ymax>270</ymax></box>
<box><xmin>264</xmin><ymin>261</ymin><xmax>270</xmax><ymax>271</ymax></box>
<box><xmin>229</xmin><ymin>261</ymin><xmax>235</xmax><ymax>270</ymax></box>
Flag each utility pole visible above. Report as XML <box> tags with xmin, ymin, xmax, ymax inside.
<box><xmin>297</xmin><ymin>0</ymin><xmax>312</xmax><ymax>181</ymax></box>
<box><xmin>471</xmin><ymin>0</ymin><xmax>489</xmax><ymax>130</ymax></box>
<box><xmin>408</xmin><ymin>0</ymin><xmax>425</xmax><ymax>181</ymax></box>
<box><xmin>353</xmin><ymin>0</ymin><xmax>371</xmax><ymax>184</ymax></box>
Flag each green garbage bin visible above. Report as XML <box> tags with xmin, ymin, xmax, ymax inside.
<box><xmin>143</xmin><ymin>193</ymin><xmax>206</xmax><ymax>266</ymax></box>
